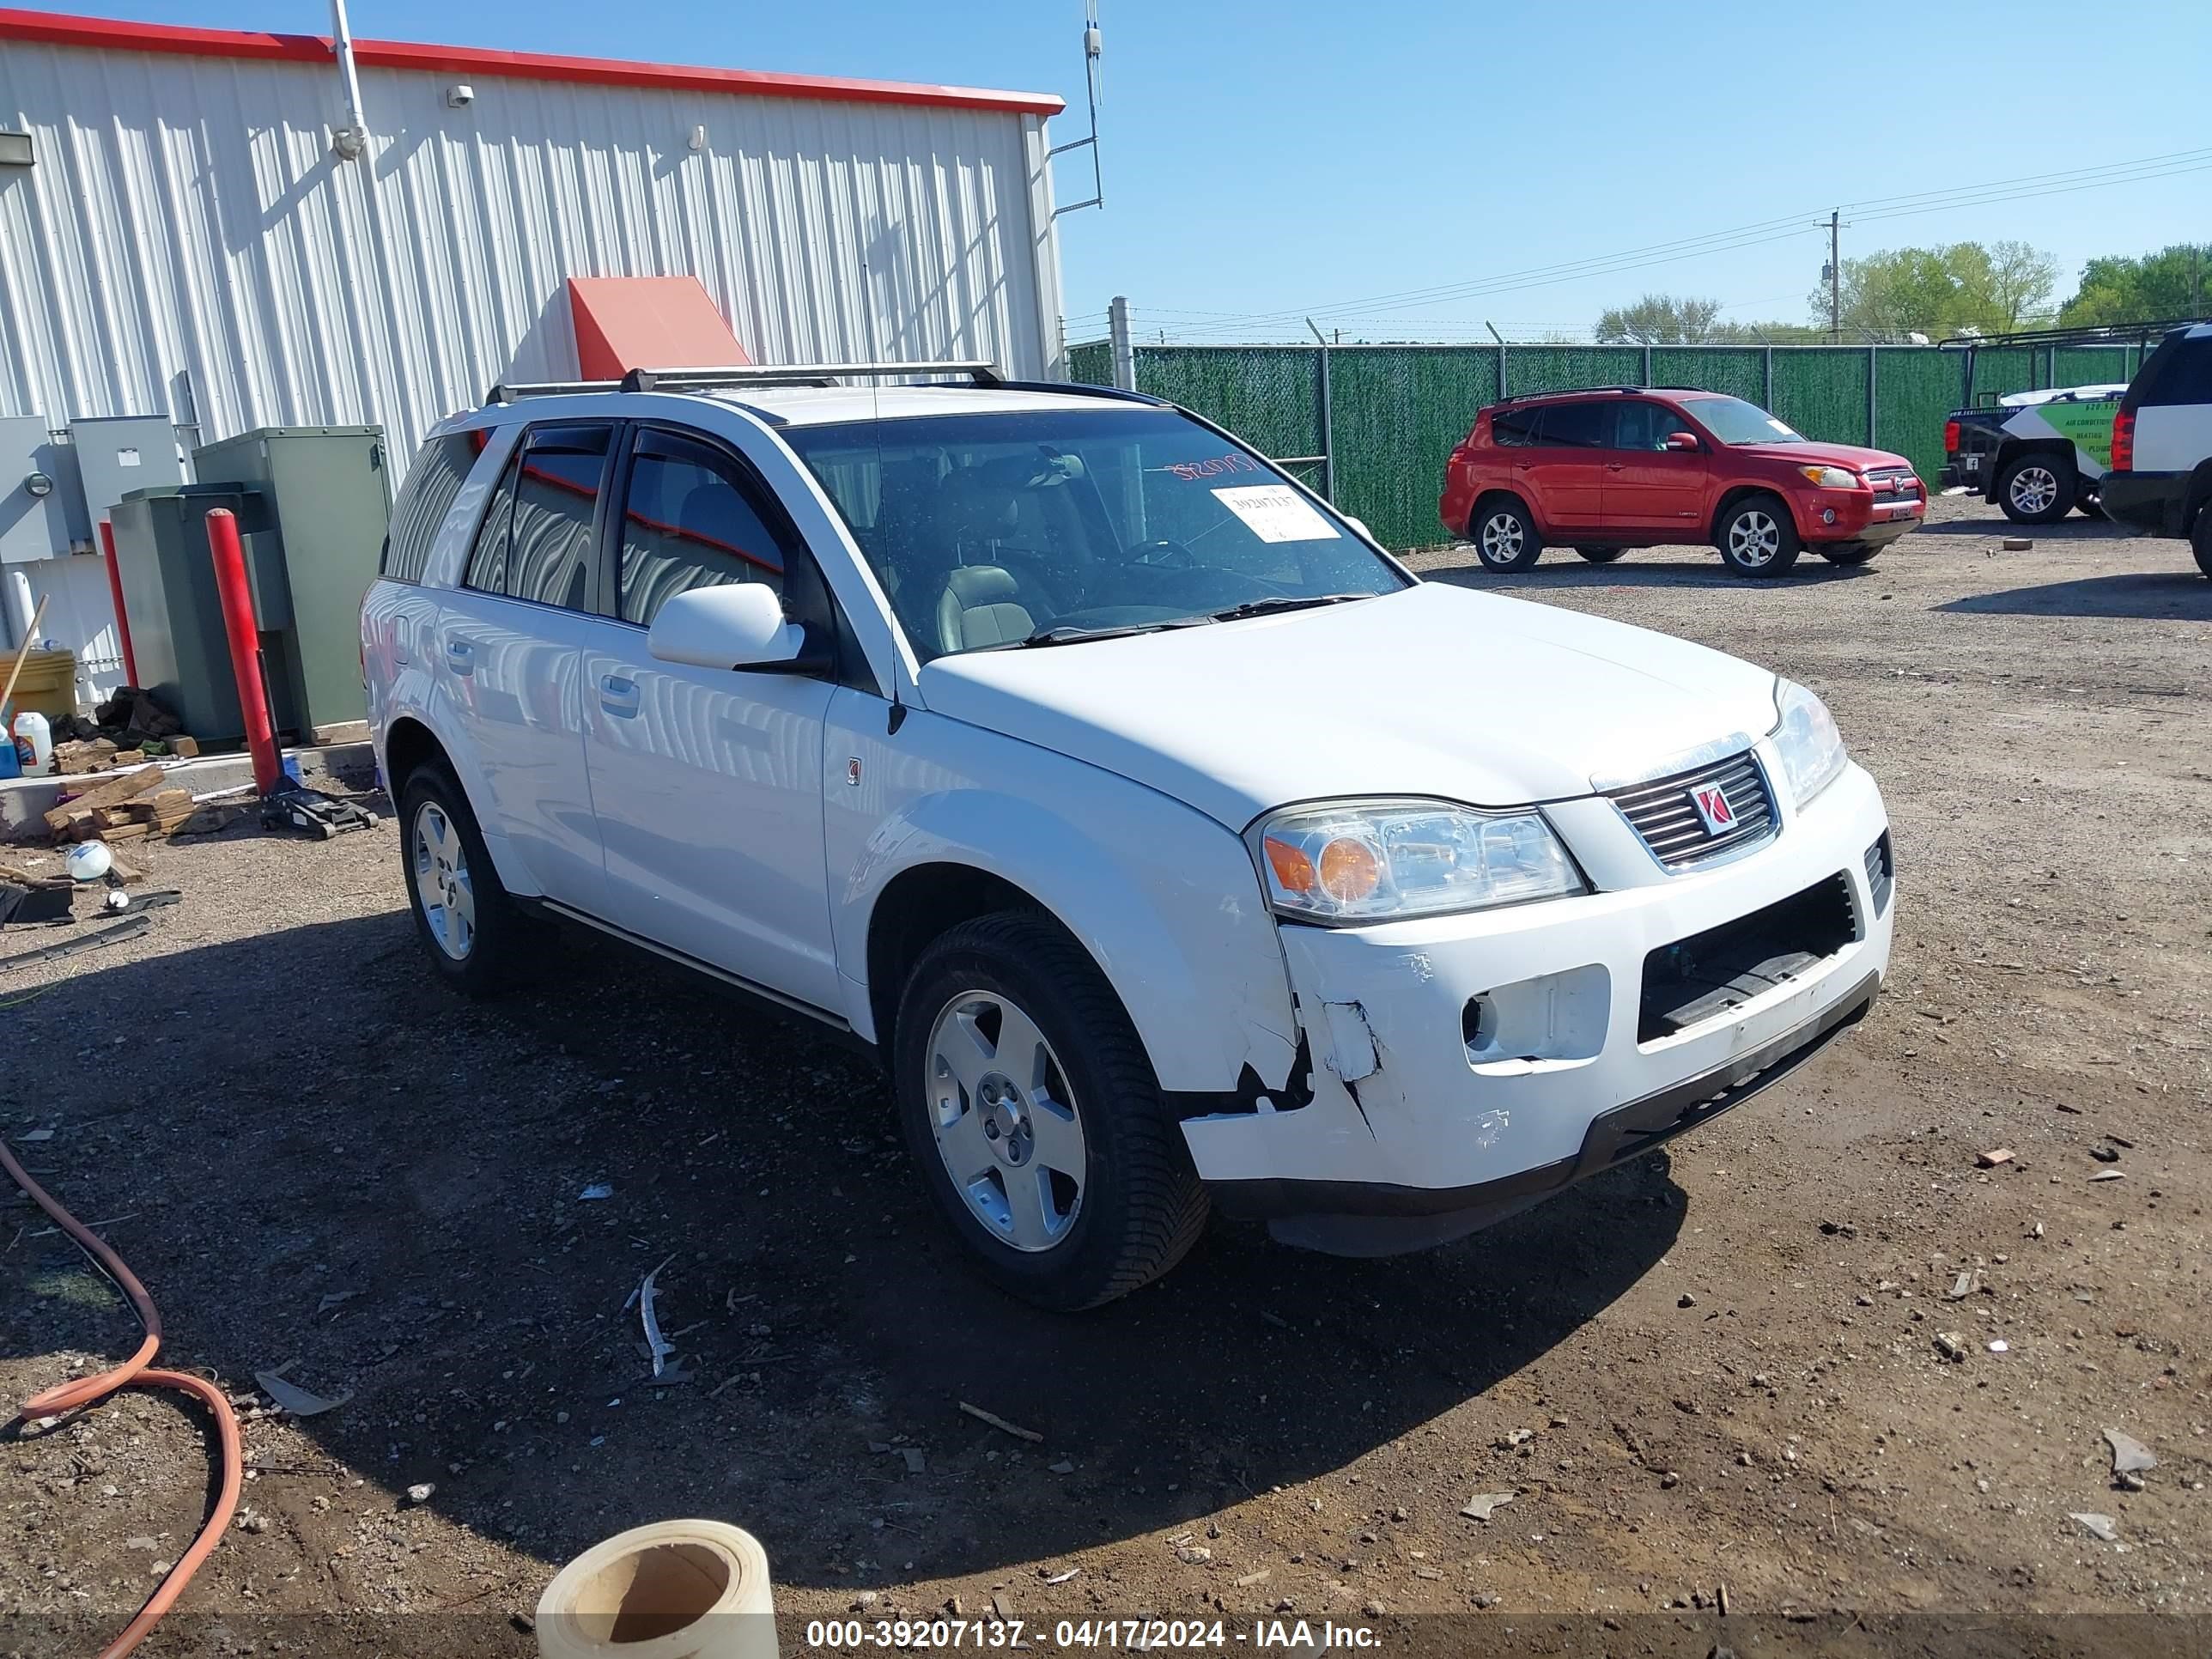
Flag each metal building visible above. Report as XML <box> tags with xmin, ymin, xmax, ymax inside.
<box><xmin>0</xmin><ymin>8</ymin><xmax>1069</xmax><ymax>704</ymax></box>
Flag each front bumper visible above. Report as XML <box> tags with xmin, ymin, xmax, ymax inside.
<box><xmin>1796</xmin><ymin>489</ymin><xmax>1924</xmax><ymax>545</ymax></box>
<box><xmin>1185</xmin><ymin>757</ymin><xmax>1893</xmax><ymax>1253</ymax></box>
<box><xmin>2099</xmin><ymin>471</ymin><xmax>2187</xmax><ymax>536</ymax></box>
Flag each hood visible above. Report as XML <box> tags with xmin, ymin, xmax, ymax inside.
<box><xmin>917</xmin><ymin>583</ymin><xmax>1781</xmax><ymax>830</ymax></box>
<box><xmin>1733</xmin><ymin>440</ymin><xmax>1917</xmax><ymax>473</ymax></box>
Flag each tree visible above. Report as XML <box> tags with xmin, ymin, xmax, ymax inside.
<box><xmin>2058</xmin><ymin>244</ymin><xmax>2212</xmax><ymax>325</ymax></box>
<box><xmin>1808</xmin><ymin>240</ymin><xmax>2057</xmax><ymax>338</ymax></box>
<box><xmin>1595</xmin><ymin>294</ymin><xmax>1728</xmax><ymax>344</ymax></box>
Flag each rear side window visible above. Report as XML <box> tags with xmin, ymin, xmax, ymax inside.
<box><xmin>1492</xmin><ymin>407</ymin><xmax>1540</xmax><ymax>447</ymax></box>
<box><xmin>1536</xmin><ymin>401</ymin><xmax>1613</xmax><ymax>448</ymax></box>
<box><xmin>2129</xmin><ymin>332</ymin><xmax>2212</xmax><ymax>409</ymax></box>
<box><xmin>380</xmin><ymin>431</ymin><xmax>482</xmax><ymax>583</ymax></box>
<box><xmin>464</xmin><ymin>424</ymin><xmax>613</xmax><ymax>611</ymax></box>
<box><xmin>617</xmin><ymin>429</ymin><xmax>787</xmax><ymax>626</ymax></box>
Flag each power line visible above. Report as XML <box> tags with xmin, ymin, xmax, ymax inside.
<box><xmin>1133</xmin><ymin>144</ymin><xmax>2212</xmax><ymax>342</ymax></box>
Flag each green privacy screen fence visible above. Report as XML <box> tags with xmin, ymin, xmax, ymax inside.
<box><xmin>1065</xmin><ymin>339</ymin><xmax>2142</xmax><ymax>550</ymax></box>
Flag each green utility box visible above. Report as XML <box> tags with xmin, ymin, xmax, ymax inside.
<box><xmin>192</xmin><ymin>426</ymin><xmax>392</xmax><ymax>739</ymax></box>
<box><xmin>109</xmin><ymin>484</ymin><xmax>299</xmax><ymax>744</ymax></box>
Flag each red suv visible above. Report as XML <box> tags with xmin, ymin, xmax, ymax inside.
<box><xmin>1439</xmin><ymin>387</ymin><xmax>1926</xmax><ymax>577</ymax></box>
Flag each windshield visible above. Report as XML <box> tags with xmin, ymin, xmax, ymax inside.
<box><xmin>782</xmin><ymin>408</ymin><xmax>1409</xmax><ymax>661</ymax></box>
<box><xmin>1686</xmin><ymin>395</ymin><xmax>1806</xmax><ymax>446</ymax></box>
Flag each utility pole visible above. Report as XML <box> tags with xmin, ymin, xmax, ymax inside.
<box><xmin>1828</xmin><ymin>210</ymin><xmax>1841</xmax><ymax>343</ymax></box>
<box><xmin>1108</xmin><ymin>295</ymin><xmax>1134</xmax><ymax>391</ymax></box>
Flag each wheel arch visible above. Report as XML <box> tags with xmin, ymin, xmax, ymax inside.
<box><xmin>378</xmin><ymin>713</ymin><xmax>538</xmax><ymax>898</ymax></box>
<box><xmin>1467</xmin><ymin>487</ymin><xmax>1539</xmax><ymax>540</ymax></box>
<box><xmin>1710</xmin><ymin>483</ymin><xmax>1795</xmax><ymax>543</ymax></box>
<box><xmin>842</xmin><ymin>790</ymin><xmax>1302</xmax><ymax>1097</ymax></box>
<box><xmin>1986</xmin><ymin>438</ymin><xmax>2075</xmax><ymax>503</ymax></box>
<box><xmin>2182</xmin><ymin>459</ymin><xmax>2212</xmax><ymax>533</ymax></box>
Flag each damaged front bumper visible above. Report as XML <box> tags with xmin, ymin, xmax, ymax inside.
<box><xmin>1183</xmin><ymin>762</ymin><xmax>1893</xmax><ymax>1255</ymax></box>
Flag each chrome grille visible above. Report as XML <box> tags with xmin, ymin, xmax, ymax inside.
<box><xmin>1608</xmin><ymin>750</ymin><xmax>1778</xmax><ymax>869</ymax></box>
<box><xmin>1865</xmin><ymin>466</ymin><xmax>1918</xmax><ymax>501</ymax></box>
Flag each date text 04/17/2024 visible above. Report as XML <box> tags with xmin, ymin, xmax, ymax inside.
<box><xmin>803</xmin><ymin>1617</ymin><xmax>1382</xmax><ymax>1650</ymax></box>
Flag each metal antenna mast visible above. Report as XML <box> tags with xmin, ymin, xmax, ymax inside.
<box><xmin>1050</xmin><ymin>2</ymin><xmax>1105</xmax><ymax>217</ymax></box>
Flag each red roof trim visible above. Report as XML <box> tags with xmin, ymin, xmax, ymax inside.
<box><xmin>0</xmin><ymin>9</ymin><xmax>1066</xmax><ymax>117</ymax></box>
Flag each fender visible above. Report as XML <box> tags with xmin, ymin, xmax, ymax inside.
<box><xmin>827</xmin><ymin>701</ymin><xmax>1302</xmax><ymax>1095</ymax></box>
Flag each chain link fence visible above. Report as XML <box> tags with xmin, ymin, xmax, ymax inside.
<box><xmin>1066</xmin><ymin>338</ymin><xmax>2147</xmax><ymax>550</ymax></box>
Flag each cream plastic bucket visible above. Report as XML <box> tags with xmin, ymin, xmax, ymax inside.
<box><xmin>536</xmin><ymin>1520</ymin><xmax>777</xmax><ymax>1659</ymax></box>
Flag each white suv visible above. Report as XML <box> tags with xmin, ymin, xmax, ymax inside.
<box><xmin>2102</xmin><ymin>322</ymin><xmax>2212</xmax><ymax>575</ymax></box>
<box><xmin>363</xmin><ymin>364</ymin><xmax>1895</xmax><ymax>1309</ymax></box>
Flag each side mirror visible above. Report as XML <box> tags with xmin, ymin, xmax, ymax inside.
<box><xmin>1664</xmin><ymin>431</ymin><xmax>1702</xmax><ymax>453</ymax></box>
<box><xmin>647</xmin><ymin>583</ymin><xmax>828</xmax><ymax>675</ymax></box>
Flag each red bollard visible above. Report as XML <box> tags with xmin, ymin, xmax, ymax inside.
<box><xmin>204</xmin><ymin>507</ymin><xmax>283</xmax><ymax>796</ymax></box>
<box><xmin>96</xmin><ymin>519</ymin><xmax>139</xmax><ymax>688</ymax></box>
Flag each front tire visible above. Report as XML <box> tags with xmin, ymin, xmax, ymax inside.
<box><xmin>893</xmin><ymin>913</ymin><xmax>1208</xmax><ymax>1310</ymax></box>
<box><xmin>1819</xmin><ymin>542</ymin><xmax>1881</xmax><ymax>566</ymax></box>
<box><xmin>1469</xmin><ymin>498</ymin><xmax>1543</xmax><ymax>572</ymax></box>
<box><xmin>398</xmin><ymin>763</ymin><xmax>537</xmax><ymax>996</ymax></box>
<box><xmin>1997</xmin><ymin>453</ymin><xmax>2074</xmax><ymax>524</ymax></box>
<box><xmin>1717</xmin><ymin>496</ymin><xmax>1802</xmax><ymax>576</ymax></box>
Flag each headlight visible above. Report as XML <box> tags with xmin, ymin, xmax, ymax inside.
<box><xmin>1769</xmin><ymin>678</ymin><xmax>1848</xmax><ymax>807</ymax></box>
<box><xmin>1250</xmin><ymin>799</ymin><xmax>1583</xmax><ymax>924</ymax></box>
<box><xmin>1797</xmin><ymin>465</ymin><xmax>1862</xmax><ymax>489</ymax></box>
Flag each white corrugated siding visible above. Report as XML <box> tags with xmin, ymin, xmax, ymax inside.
<box><xmin>0</xmin><ymin>40</ymin><xmax>1062</xmax><ymax>471</ymax></box>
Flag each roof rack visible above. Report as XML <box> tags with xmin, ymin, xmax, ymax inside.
<box><xmin>1492</xmin><ymin>385</ymin><xmax>1701</xmax><ymax>405</ymax></box>
<box><xmin>485</xmin><ymin>359</ymin><xmax>1009</xmax><ymax>404</ymax></box>
<box><xmin>1936</xmin><ymin>318</ymin><xmax>2207</xmax><ymax>352</ymax></box>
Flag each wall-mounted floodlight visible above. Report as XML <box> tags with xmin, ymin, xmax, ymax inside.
<box><xmin>0</xmin><ymin>131</ymin><xmax>33</xmax><ymax>167</ymax></box>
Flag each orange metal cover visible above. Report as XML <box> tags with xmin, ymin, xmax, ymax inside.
<box><xmin>568</xmin><ymin>276</ymin><xmax>750</xmax><ymax>380</ymax></box>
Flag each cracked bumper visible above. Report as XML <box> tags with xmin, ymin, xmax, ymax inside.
<box><xmin>1184</xmin><ymin>761</ymin><xmax>1893</xmax><ymax>1253</ymax></box>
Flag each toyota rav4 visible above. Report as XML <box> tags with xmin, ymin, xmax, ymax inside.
<box><xmin>1441</xmin><ymin>386</ymin><xmax>1925</xmax><ymax>577</ymax></box>
<box><xmin>364</xmin><ymin>363</ymin><xmax>1895</xmax><ymax>1309</ymax></box>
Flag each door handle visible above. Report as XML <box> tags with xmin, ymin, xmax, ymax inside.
<box><xmin>1606</xmin><ymin>462</ymin><xmax>1626</xmax><ymax>472</ymax></box>
<box><xmin>443</xmin><ymin>636</ymin><xmax>474</xmax><ymax>677</ymax></box>
<box><xmin>599</xmin><ymin>673</ymin><xmax>640</xmax><ymax>717</ymax></box>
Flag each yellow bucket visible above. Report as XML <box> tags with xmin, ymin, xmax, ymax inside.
<box><xmin>0</xmin><ymin>648</ymin><xmax>77</xmax><ymax>720</ymax></box>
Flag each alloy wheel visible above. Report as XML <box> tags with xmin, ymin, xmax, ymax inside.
<box><xmin>411</xmin><ymin>801</ymin><xmax>476</xmax><ymax>961</ymax></box>
<box><xmin>926</xmin><ymin>990</ymin><xmax>1086</xmax><ymax>1252</ymax></box>
<box><xmin>2008</xmin><ymin>465</ymin><xmax>2059</xmax><ymax>517</ymax></box>
<box><xmin>1727</xmin><ymin>510</ymin><xmax>1782</xmax><ymax>567</ymax></box>
<box><xmin>1480</xmin><ymin>513</ymin><xmax>1524</xmax><ymax>563</ymax></box>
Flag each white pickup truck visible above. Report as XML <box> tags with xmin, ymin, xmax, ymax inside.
<box><xmin>362</xmin><ymin>363</ymin><xmax>1895</xmax><ymax>1309</ymax></box>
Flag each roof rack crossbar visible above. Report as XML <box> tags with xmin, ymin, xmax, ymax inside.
<box><xmin>623</xmin><ymin>360</ymin><xmax>1005</xmax><ymax>392</ymax></box>
<box><xmin>484</xmin><ymin>378</ymin><xmax>622</xmax><ymax>403</ymax></box>
<box><xmin>485</xmin><ymin>360</ymin><xmax>1008</xmax><ymax>406</ymax></box>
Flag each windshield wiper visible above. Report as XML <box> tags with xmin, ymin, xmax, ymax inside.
<box><xmin>1205</xmin><ymin>592</ymin><xmax>1374</xmax><ymax>623</ymax></box>
<box><xmin>1008</xmin><ymin>617</ymin><xmax>1217</xmax><ymax>649</ymax></box>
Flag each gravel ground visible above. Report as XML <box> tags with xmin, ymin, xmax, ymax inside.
<box><xmin>2</xmin><ymin>495</ymin><xmax>2208</xmax><ymax>1655</ymax></box>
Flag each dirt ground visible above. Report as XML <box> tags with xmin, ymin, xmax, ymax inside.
<box><xmin>3</xmin><ymin>495</ymin><xmax>2208</xmax><ymax>1655</ymax></box>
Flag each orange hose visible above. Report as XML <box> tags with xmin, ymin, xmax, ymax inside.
<box><xmin>2</xmin><ymin>1134</ymin><xmax>242</xmax><ymax>1659</ymax></box>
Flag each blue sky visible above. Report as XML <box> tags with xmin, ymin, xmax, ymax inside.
<box><xmin>33</xmin><ymin>1</ymin><xmax>2212</xmax><ymax>343</ymax></box>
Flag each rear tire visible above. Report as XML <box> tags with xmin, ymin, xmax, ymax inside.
<box><xmin>1997</xmin><ymin>453</ymin><xmax>2074</xmax><ymax>524</ymax></box>
<box><xmin>2191</xmin><ymin>509</ymin><xmax>2212</xmax><ymax>580</ymax></box>
<box><xmin>1468</xmin><ymin>499</ymin><xmax>1543</xmax><ymax>572</ymax></box>
<box><xmin>1576</xmin><ymin>546</ymin><xmax>1628</xmax><ymax>564</ymax></box>
<box><xmin>398</xmin><ymin>763</ymin><xmax>538</xmax><ymax>996</ymax></box>
<box><xmin>1716</xmin><ymin>496</ymin><xmax>1802</xmax><ymax>576</ymax></box>
<box><xmin>893</xmin><ymin>912</ymin><xmax>1208</xmax><ymax>1310</ymax></box>
<box><xmin>1819</xmin><ymin>543</ymin><xmax>1881</xmax><ymax>566</ymax></box>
